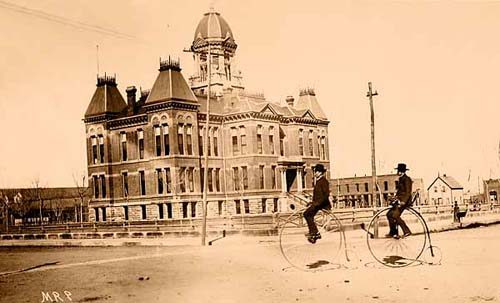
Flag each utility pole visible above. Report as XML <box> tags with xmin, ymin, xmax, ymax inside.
<box><xmin>366</xmin><ymin>82</ymin><xmax>378</xmax><ymax>208</ymax></box>
<box><xmin>185</xmin><ymin>43</ymin><xmax>212</xmax><ymax>246</ymax></box>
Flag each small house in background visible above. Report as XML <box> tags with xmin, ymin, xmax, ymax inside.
<box><xmin>427</xmin><ymin>174</ymin><xmax>464</xmax><ymax>205</ymax></box>
<box><xmin>483</xmin><ymin>179</ymin><xmax>500</xmax><ymax>204</ymax></box>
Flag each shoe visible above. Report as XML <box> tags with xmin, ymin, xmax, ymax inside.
<box><xmin>401</xmin><ymin>231</ymin><xmax>412</xmax><ymax>238</ymax></box>
<box><xmin>307</xmin><ymin>237</ymin><xmax>317</xmax><ymax>244</ymax></box>
<box><xmin>384</xmin><ymin>233</ymin><xmax>395</xmax><ymax>238</ymax></box>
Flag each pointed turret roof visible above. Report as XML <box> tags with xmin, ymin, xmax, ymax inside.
<box><xmin>294</xmin><ymin>88</ymin><xmax>328</xmax><ymax>120</ymax></box>
<box><xmin>145</xmin><ymin>58</ymin><xmax>198</xmax><ymax>104</ymax></box>
<box><xmin>85</xmin><ymin>75</ymin><xmax>127</xmax><ymax>118</ymax></box>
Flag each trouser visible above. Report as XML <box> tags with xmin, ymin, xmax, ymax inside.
<box><xmin>386</xmin><ymin>205</ymin><xmax>411</xmax><ymax>235</ymax></box>
<box><xmin>304</xmin><ymin>204</ymin><xmax>329</xmax><ymax>235</ymax></box>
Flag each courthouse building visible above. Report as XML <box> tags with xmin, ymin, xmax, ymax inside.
<box><xmin>83</xmin><ymin>9</ymin><xmax>330</xmax><ymax>222</ymax></box>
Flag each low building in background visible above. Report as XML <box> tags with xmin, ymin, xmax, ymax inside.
<box><xmin>427</xmin><ymin>174</ymin><xmax>464</xmax><ymax>205</ymax></box>
<box><xmin>0</xmin><ymin>187</ymin><xmax>90</xmax><ymax>229</ymax></box>
<box><xmin>484</xmin><ymin>179</ymin><xmax>500</xmax><ymax>204</ymax></box>
<box><xmin>330</xmin><ymin>174</ymin><xmax>426</xmax><ymax>208</ymax></box>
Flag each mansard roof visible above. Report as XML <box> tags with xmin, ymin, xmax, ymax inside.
<box><xmin>84</xmin><ymin>76</ymin><xmax>127</xmax><ymax>118</ymax></box>
<box><xmin>294</xmin><ymin>88</ymin><xmax>327</xmax><ymax>120</ymax></box>
<box><xmin>145</xmin><ymin>58</ymin><xmax>198</xmax><ymax>105</ymax></box>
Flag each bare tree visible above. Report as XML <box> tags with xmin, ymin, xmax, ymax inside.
<box><xmin>24</xmin><ymin>178</ymin><xmax>45</xmax><ymax>225</ymax></box>
<box><xmin>73</xmin><ymin>172</ymin><xmax>90</xmax><ymax>223</ymax></box>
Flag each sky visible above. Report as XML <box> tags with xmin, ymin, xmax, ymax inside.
<box><xmin>1</xmin><ymin>0</ymin><xmax>500</xmax><ymax>192</ymax></box>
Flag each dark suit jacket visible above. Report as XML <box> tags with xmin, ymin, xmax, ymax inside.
<box><xmin>396</xmin><ymin>174</ymin><xmax>413</xmax><ymax>204</ymax></box>
<box><xmin>312</xmin><ymin>176</ymin><xmax>330</xmax><ymax>208</ymax></box>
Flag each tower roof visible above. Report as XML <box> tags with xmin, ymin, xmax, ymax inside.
<box><xmin>194</xmin><ymin>9</ymin><xmax>234</xmax><ymax>41</ymax></box>
<box><xmin>145</xmin><ymin>58</ymin><xmax>198</xmax><ymax>104</ymax></box>
<box><xmin>85</xmin><ymin>75</ymin><xmax>127</xmax><ymax>118</ymax></box>
<box><xmin>294</xmin><ymin>88</ymin><xmax>328</xmax><ymax>120</ymax></box>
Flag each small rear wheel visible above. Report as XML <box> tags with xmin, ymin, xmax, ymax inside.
<box><xmin>279</xmin><ymin>210</ymin><xmax>343</xmax><ymax>271</ymax></box>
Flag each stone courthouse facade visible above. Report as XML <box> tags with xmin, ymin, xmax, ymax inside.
<box><xmin>84</xmin><ymin>9</ymin><xmax>330</xmax><ymax>222</ymax></box>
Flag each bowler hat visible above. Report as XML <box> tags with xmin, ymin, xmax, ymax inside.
<box><xmin>313</xmin><ymin>164</ymin><xmax>326</xmax><ymax>173</ymax></box>
<box><xmin>395</xmin><ymin>163</ymin><xmax>409</xmax><ymax>172</ymax></box>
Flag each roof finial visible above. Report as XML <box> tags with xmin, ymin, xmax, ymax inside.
<box><xmin>209</xmin><ymin>0</ymin><xmax>216</xmax><ymax>12</ymax></box>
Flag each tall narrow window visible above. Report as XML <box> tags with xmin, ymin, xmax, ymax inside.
<box><xmin>182</xmin><ymin>202</ymin><xmax>188</xmax><ymax>218</ymax></box>
<box><xmin>320</xmin><ymin>137</ymin><xmax>326</xmax><ymax>160</ymax></box>
<box><xmin>242</xmin><ymin>166</ymin><xmax>248</xmax><ymax>190</ymax></box>
<box><xmin>123</xmin><ymin>206</ymin><xmax>129</xmax><ymax>221</ymax></box>
<box><xmin>218</xmin><ymin>201</ymin><xmax>223</xmax><ymax>216</ymax></box>
<box><xmin>98</xmin><ymin>135</ymin><xmax>104</xmax><ymax>163</ymax></box>
<box><xmin>100</xmin><ymin>175</ymin><xmax>106</xmax><ymax>198</ymax></box>
<box><xmin>166</xmin><ymin>203</ymin><xmax>173</xmax><ymax>219</ymax></box>
<box><xmin>141</xmin><ymin>205</ymin><xmax>147</xmax><ymax>220</ymax></box>
<box><xmin>121</xmin><ymin>132</ymin><xmax>127</xmax><ymax>161</ymax></box>
<box><xmin>199</xmin><ymin>127</ymin><xmax>204</xmax><ymax>156</ymax></box>
<box><xmin>179</xmin><ymin>167</ymin><xmax>186</xmax><ymax>192</ymax></box>
<box><xmin>93</xmin><ymin>175</ymin><xmax>99</xmax><ymax>199</ymax></box>
<box><xmin>165</xmin><ymin>168</ymin><xmax>172</xmax><ymax>193</ymax></box>
<box><xmin>240</xmin><ymin>127</ymin><xmax>247</xmax><ymax>155</ymax></box>
<box><xmin>269</xmin><ymin>127</ymin><xmax>275</xmax><ymax>155</ymax></box>
<box><xmin>356</xmin><ymin>183</ymin><xmax>360</xmax><ymax>192</ymax></box>
<box><xmin>257</xmin><ymin>126</ymin><xmax>263</xmax><ymax>154</ymax></box>
<box><xmin>208</xmin><ymin>168</ymin><xmax>213</xmax><ymax>192</ymax></box>
<box><xmin>215</xmin><ymin>168</ymin><xmax>221</xmax><ymax>192</ymax></box>
<box><xmin>280</xmin><ymin>129</ymin><xmax>285</xmax><ymax>156</ymax></box>
<box><xmin>384</xmin><ymin>181</ymin><xmax>388</xmax><ymax>191</ymax></box>
<box><xmin>213</xmin><ymin>128</ymin><xmax>218</xmax><ymax>156</ymax></box>
<box><xmin>259</xmin><ymin>165</ymin><xmax>265</xmax><ymax>189</ymax></box>
<box><xmin>158</xmin><ymin>204</ymin><xmax>164</xmax><ymax>219</ymax></box>
<box><xmin>156</xmin><ymin>168</ymin><xmax>164</xmax><ymax>194</ymax></box>
<box><xmin>178</xmin><ymin>123</ymin><xmax>184</xmax><ymax>155</ymax></box>
<box><xmin>186</xmin><ymin>124</ymin><xmax>193</xmax><ymax>155</ymax></box>
<box><xmin>308</xmin><ymin>130</ymin><xmax>314</xmax><ymax>156</ymax></box>
<box><xmin>273</xmin><ymin>198</ymin><xmax>278</xmax><ymax>212</ymax></box>
<box><xmin>200</xmin><ymin>167</ymin><xmax>205</xmax><ymax>193</ymax></box>
<box><xmin>91</xmin><ymin>136</ymin><xmax>98</xmax><ymax>164</ymax></box>
<box><xmin>139</xmin><ymin>171</ymin><xmax>146</xmax><ymax>195</ymax></box>
<box><xmin>207</xmin><ymin>127</ymin><xmax>212</xmax><ymax>156</ymax></box>
<box><xmin>137</xmin><ymin>129</ymin><xmax>144</xmax><ymax>159</ymax></box>
<box><xmin>235</xmin><ymin>200</ymin><xmax>241</xmax><ymax>214</ymax></box>
<box><xmin>101</xmin><ymin>207</ymin><xmax>107</xmax><ymax>221</ymax></box>
<box><xmin>188</xmin><ymin>168</ymin><xmax>194</xmax><ymax>192</ymax></box>
<box><xmin>94</xmin><ymin>208</ymin><xmax>99</xmax><ymax>222</ymax></box>
<box><xmin>262</xmin><ymin>198</ymin><xmax>267</xmax><ymax>213</ymax></box>
<box><xmin>271</xmin><ymin>166</ymin><xmax>277</xmax><ymax>189</ymax></box>
<box><xmin>163</xmin><ymin>124</ymin><xmax>170</xmax><ymax>156</ymax></box>
<box><xmin>233</xmin><ymin>167</ymin><xmax>240</xmax><ymax>191</ymax></box>
<box><xmin>231</xmin><ymin>127</ymin><xmax>238</xmax><ymax>155</ymax></box>
<box><xmin>191</xmin><ymin>202</ymin><xmax>197</xmax><ymax>217</ymax></box>
<box><xmin>154</xmin><ymin>126</ymin><xmax>161</xmax><ymax>157</ymax></box>
<box><xmin>364</xmin><ymin>182</ymin><xmax>369</xmax><ymax>192</ymax></box>
<box><xmin>298</xmin><ymin>129</ymin><xmax>304</xmax><ymax>156</ymax></box>
<box><xmin>244</xmin><ymin>199</ymin><xmax>250</xmax><ymax>214</ymax></box>
<box><xmin>122</xmin><ymin>172</ymin><xmax>128</xmax><ymax>197</ymax></box>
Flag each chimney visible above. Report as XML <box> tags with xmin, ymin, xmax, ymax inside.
<box><xmin>126</xmin><ymin>86</ymin><xmax>137</xmax><ymax>113</ymax></box>
<box><xmin>285</xmin><ymin>95</ymin><xmax>295</xmax><ymax>107</ymax></box>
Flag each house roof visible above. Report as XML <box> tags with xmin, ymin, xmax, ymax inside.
<box><xmin>427</xmin><ymin>175</ymin><xmax>463</xmax><ymax>190</ymax></box>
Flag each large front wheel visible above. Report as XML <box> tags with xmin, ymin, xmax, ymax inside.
<box><xmin>279</xmin><ymin>210</ymin><xmax>343</xmax><ymax>271</ymax></box>
<box><xmin>366</xmin><ymin>207</ymin><xmax>427</xmax><ymax>267</ymax></box>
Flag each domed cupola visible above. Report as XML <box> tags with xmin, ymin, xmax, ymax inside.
<box><xmin>194</xmin><ymin>10</ymin><xmax>234</xmax><ymax>42</ymax></box>
<box><xmin>189</xmin><ymin>8</ymin><xmax>243</xmax><ymax>96</ymax></box>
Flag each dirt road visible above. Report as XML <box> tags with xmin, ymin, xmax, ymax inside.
<box><xmin>1</xmin><ymin>225</ymin><xmax>499</xmax><ymax>303</ymax></box>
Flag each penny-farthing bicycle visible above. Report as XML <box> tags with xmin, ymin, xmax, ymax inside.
<box><xmin>279</xmin><ymin>192</ymin><xmax>441</xmax><ymax>271</ymax></box>
<box><xmin>363</xmin><ymin>192</ymin><xmax>441</xmax><ymax>268</ymax></box>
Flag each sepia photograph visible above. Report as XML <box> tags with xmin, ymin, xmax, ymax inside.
<box><xmin>1</xmin><ymin>0</ymin><xmax>500</xmax><ymax>302</ymax></box>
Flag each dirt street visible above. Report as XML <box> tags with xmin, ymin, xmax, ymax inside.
<box><xmin>1</xmin><ymin>225</ymin><xmax>500</xmax><ymax>303</ymax></box>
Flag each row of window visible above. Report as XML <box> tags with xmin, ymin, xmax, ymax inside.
<box><xmin>231</xmin><ymin>125</ymin><xmax>282</xmax><ymax>156</ymax></box>
<box><xmin>93</xmin><ymin>198</ymin><xmax>280</xmax><ymax>221</ymax></box>
<box><xmin>298</xmin><ymin>129</ymin><xmax>327</xmax><ymax>160</ymax></box>
<box><xmin>93</xmin><ymin>165</ymin><xmax>284</xmax><ymax>199</ymax></box>
<box><xmin>336</xmin><ymin>180</ymin><xmax>398</xmax><ymax>194</ymax></box>
<box><xmin>90</xmin><ymin>124</ymin><xmax>220</xmax><ymax>164</ymax></box>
